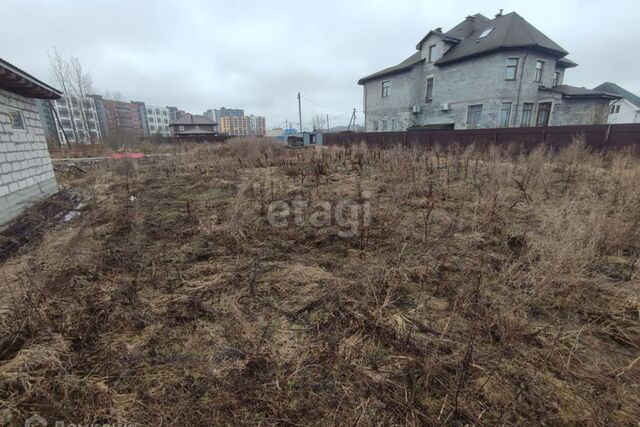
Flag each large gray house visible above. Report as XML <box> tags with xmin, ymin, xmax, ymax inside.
<box><xmin>358</xmin><ymin>11</ymin><xmax>619</xmax><ymax>131</ymax></box>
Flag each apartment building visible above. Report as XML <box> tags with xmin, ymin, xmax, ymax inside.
<box><xmin>219</xmin><ymin>114</ymin><xmax>266</xmax><ymax>136</ymax></box>
<box><xmin>103</xmin><ymin>99</ymin><xmax>145</xmax><ymax>138</ymax></box>
<box><xmin>215</xmin><ymin>107</ymin><xmax>244</xmax><ymax>123</ymax></box>
<box><xmin>49</xmin><ymin>95</ymin><xmax>102</xmax><ymax>143</ymax></box>
<box><xmin>145</xmin><ymin>104</ymin><xmax>171</xmax><ymax>136</ymax></box>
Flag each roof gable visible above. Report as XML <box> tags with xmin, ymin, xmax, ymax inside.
<box><xmin>593</xmin><ymin>82</ymin><xmax>640</xmax><ymax>109</ymax></box>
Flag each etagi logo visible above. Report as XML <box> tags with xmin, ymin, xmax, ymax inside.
<box><xmin>24</xmin><ymin>414</ymin><xmax>132</xmax><ymax>427</ymax></box>
<box><xmin>25</xmin><ymin>415</ymin><xmax>47</xmax><ymax>427</ymax></box>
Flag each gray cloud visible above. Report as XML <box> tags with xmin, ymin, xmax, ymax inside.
<box><xmin>2</xmin><ymin>0</ymin><xmax>638</xmax><ymax>129</ymax></box>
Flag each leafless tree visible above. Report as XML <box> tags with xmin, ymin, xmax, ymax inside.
<box><xmin>68</xmin><ymin>55</ymin><xmax>96</xmax><ymax>143</ymax></box>
<box><xmin>312</xmin><ymin>114</ymin><xmax>326</xmax><ymax>132</ymax></box>
<box><xmin>48</xmin><ymin>48</ymin><xmax>77</xmax><ymax>146</ymax></box>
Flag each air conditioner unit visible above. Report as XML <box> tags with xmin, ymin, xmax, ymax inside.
<box><xmin>440</xmin><ymin>103</ymin><xmax>450</xmax><ymax>111</ymax></box>
<box><xmin>411</xmin><ymin>105</ymin><xmax>421</xmax><ymax>114</ymax></box>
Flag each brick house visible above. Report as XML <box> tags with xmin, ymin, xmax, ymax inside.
<box><xmin>358</xmin><ymin>11</ymin><xmax>620</xmax><ymax>131</ymax></box>
<box><xmin>0</xmin><ymin>58</ymin><xmax>61</xmax><ymax>226</ymax></box>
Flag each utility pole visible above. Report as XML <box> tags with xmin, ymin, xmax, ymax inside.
<box><xmin>347</xmin><ymin>108</ymin><xmax>356</xmax><ymax>131</ymax></box>
<box><xmin>297</xmin><ymin>92</ymin><xmax>302</xmax><ymax>133</ymax></box>
<box><xmin>326</xmin><ymin>114</ymin><xmax>330</xmax><ymax>132</ymax></box>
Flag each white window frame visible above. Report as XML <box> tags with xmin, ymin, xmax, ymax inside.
<box><xmin>7</xmin><ymin>107</ymin><xmax>26</xmax><ymax>132</ymax></box>
<box><xmin>505</xmin><ymin>58</ymin><xmax>519</xmax><ymax>81</ymax></box>
<box><xmin>521</xmin><ymin>102</ymin><xmax>535</xmax><ymax>127</ymax></box>
<box><xmin>534</xmin><ymin>60</ymin><xmax>545</xmax><ymax>83</ymax></box>
<box><xmin>499</xmin><ymin>102</ymin><xmax>512</xmax><ymax>128</ymax></box>
<box><xmin>428</xmin><ymin>45</ymin><xmax>437</xmax><ymax>63</ymax></box>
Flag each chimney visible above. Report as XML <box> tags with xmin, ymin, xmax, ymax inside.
<box><xmin>465</xmin><ymin>15</ymin><xmax>475</xmax><ymax>22</ymax></box>
<box><xmin>495</xmin><ymin>9</ymin><xmax>503</xmax><ymax>18</ymax></box>
<box><xmin>435</xmin><ymin>27</ymin><xmax>442</xmax><ymax>33</ymax></box>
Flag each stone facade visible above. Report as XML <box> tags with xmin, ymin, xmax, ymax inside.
<box><xmin>0</xmin><ymin>88</ymin><xmax>58</xmax><ymax>226</ymax></box>
<box><xmin>360</xmin><ymin>14</ymin><xmax>613</xmax><ymax>131</ymax></box>
<box><xmin>362</xmin><ymin>47</ymin><xmax>582</xmax><ymax>131</ymax></box>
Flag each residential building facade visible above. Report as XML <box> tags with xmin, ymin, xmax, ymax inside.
<box><xmin>215</xmin><ymin>107</ymin><xmax>244</xmax><ymax>123</ymax></box>
<box><xmin>47</xmin><ymin>95</ymin><xmax>102</xmax><ymax>143</ymax></box>
<box><xmin>103</xmin><ymin>99</ymin><xmax>146</xmax><ymax>138</ymax></box>
<box><xmin>593</xmin><ymin>82</ymin><xmax>640</xmax><ymax>124</ymax></box>
<box><xmin>0</xmin><ymin>58</ymin><xmax>60</xmax><ymax>226</ymax></box>
<box><xmin>145</xmin><ymin>104</ymin><xmax>171</xmax><ymax>136</ymax></box>
<box><xmin>358</xmin><ymin>12</ymin><xmax>619</xmax><ymax>131</ymax></box>
<box><xmin>219</xmin><ymin>115</ymin><xmax>266</xmax><ymax>136</ymax></box>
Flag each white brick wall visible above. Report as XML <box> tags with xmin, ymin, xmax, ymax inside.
<box><xmin>0</xmin><ymin>88</ymin><xmax>58</xmax><ymax>227</ymax></box>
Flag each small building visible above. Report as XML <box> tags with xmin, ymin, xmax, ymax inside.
<box><xmin>0</xmin><ymin>58</ymin><xmax>61</xmax><ymax>226</ymax></box>
<box><xmin>169</xmin><ymin>113</ymin><xmax>219</xmax><ymax>139</ymax></box>
<box><xmin>593</xmin><ymin>82</ymin><xmax>640</xmax><ymax>124</ymax></box>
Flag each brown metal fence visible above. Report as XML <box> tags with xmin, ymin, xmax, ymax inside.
<box><xmin>322</xmin><ymin>124</ymin><xmax>640</xmax><ymax>151</ymax></box>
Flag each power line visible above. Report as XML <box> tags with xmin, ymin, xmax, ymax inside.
<box><xmin>299</xmin><ymin>95</ymin><xmax>355</xmax><ymax>113</ymax></box>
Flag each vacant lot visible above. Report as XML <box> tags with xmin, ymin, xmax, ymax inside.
<box><xmin>1</xmin><ymin>139</ymin><xmax>639</xmax><ymax>425</ymax></box>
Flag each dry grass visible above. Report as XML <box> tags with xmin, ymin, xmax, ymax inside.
<box><xmin>1</xmin><ymin>138</ymin><xmax>639</xmax><ymax>425</ymax></box>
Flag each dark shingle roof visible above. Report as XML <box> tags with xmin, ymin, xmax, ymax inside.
<box><xmin>359</xmin><ymin>12</ymin><xmax>574</xmax><ymax>85</ymax></box>
<box><xmin>357</xmin><ymin>52</ymin><xmax>424</xmax><ymax>85</ymax></box>
<box><xmin>593</xmin><ymin>82</ymin><xmax>640</xmax><ymax>109</ymax></box>
<box><xmin>540</xmin><ymin>85</ymin><xmax>621</xmax><ymax>100</ymax></box>
<box><xmin>170</xmin><ymin>113</ymin><xmax>216</xmax><ymax>126</ymax></box>
<box><xmin>0</xmin><ymin>57</ymin><xmax>62</xmax><ymax>99</ymax></box>
<box><xmin>435</xmin><ymin>12</ymin><xmax>568</xmax><ymax>66</ymax></box>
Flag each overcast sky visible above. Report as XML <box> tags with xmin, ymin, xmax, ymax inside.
<box><xmin>2</xmin><ymin>0</ymin><xmax>639</xmax><ymax>129</ymax></box>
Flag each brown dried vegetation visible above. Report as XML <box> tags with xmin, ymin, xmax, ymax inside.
<box><xmin>1</xmin><ymin>137</ymin><xmax>639</xmax><ymax>425</ymax></box>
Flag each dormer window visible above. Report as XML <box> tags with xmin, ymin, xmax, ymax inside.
<box><xmin>478</xmin><ymin>27</ymin><xmax>494</xmax><ymax>39</ymax></box>
<box><xmin>428</xmin><ymin>45</ymin><xmax>437</xmax><ymax>63</ymax></box>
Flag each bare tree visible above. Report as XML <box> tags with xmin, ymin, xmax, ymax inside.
<box><xmin>68</xmin><ymin>55</ymin><xmax>96</xmax><ymax>143</ymax></box>
<box><xmin>312</xmin><ymin>114</ymin><xmax>326</xmax><ymax>132</ymax></box>
<box><xmin>48</xmin><ymin>48</ymin><xmax>77</xmax><ymax>146</ymax></box>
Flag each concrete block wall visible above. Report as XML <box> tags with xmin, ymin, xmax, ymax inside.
<box><xmin>0</xmin><ymin>88</ymin><xmax>58</xmax><ymax>227</ymax></box>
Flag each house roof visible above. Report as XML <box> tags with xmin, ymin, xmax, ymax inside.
<box><xmin>0</xmin><ymin>57</ymin><xmax>62</xmax><ymax>99</ymax></box>
<box><xmin>557</xmin><ymin>57</ymin><xmax>578</xmax><ymax>68</ymax></box>
<box><xmin>435</xmin><ymin>12</ymin><xmax>568</xmax><ymax>66</ymax></box>
<box><xmin>357</xmin><ymin>52</ymin><xmax>424</xmax><ymax>85</ymax></box>
<box><xmin>359</xmin><ymin>11</ymin><xmax>574</xmax><ymax>85</ymax></box>
<box><xmin>169</xmin><ymin>113</ymin><xmax>216</xmax><ymax>126</ymax></box>
<box><xmin>540</xmin><ymin>85</ymin><xmax>621</xmax><ymax>100</ymax></box>
<box><xmin>593</xmin><ymin>82</ymin><xmax>640</xmax><ymax>109</ymax></box>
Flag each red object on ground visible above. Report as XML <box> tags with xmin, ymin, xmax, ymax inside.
<box><xmin>110</xmin><ymin>153</ymin><xmax>145</xmax><ymax>160</ymax></box>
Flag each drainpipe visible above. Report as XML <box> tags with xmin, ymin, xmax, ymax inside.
<box><xmin>513</xmin><ymin>50</ymin><xmax>530</xmax><ymax>126</ymax></box>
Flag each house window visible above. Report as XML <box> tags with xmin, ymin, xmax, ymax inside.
<box><xmin>426</xmin><ymin>77</ymin><xmax>434</xmax><ymax>102</ymax></box>
<box><xmin>381</xmin><ymin>80</ymin><xmax>391</xmax><ymax>97</ymax></box>
<box><xmin>521</xmin><ymin>103</ymin><xmax>535</xmax><ymax>127</ymax></box>
<box><xmin>505</xmin><ymin>58</ymin><xmax>518</xmax><ymax>80</ymax></box>
<box><xmin>534</xmin><ymin>60</ymin><xmax>545</xmax><ymax>83</ymax></box>
<box><xmin>466</xmin><ymin>104</ymin><xmax>483</xmax><ymax>126</ymax></box>
<box><xmin>610</xmin><ymin>104</ymin><xmax>616</xmax><ymax>114</ymax></box>
<box><xmin>7</xmin><ymin>108</ymin><xmax>25</xmax><ymax>130</ymax></box>
<box><xmin>428</xmin><ymin>45</ymin><xmax>437</xmax><ymax>63</ymax></box>
<box><xmin>536</xmin><ymin>102</ymin><xmax>552</xmax><ymax>127</ymax></box>
<box><xmin>391</xmin><ymin>119</ymin><xmax>399</xmax><ymax>130</ymax></box>
<box><xmin>179</xmin><ymin>125</ymin><xmax>185</xmax><ymax>131</ymax></box>
<box><xmin>382</xmin><ymin>119</ymin><xmax>388</xmax><ymax>131</ymax></box>
<box><xmin>552</xmin><ymin>71</ymin><xmax>560</xmax><ymax>86</ymax></box>
<box><xmin>373</xmin><ymin>120</ymin><xmax>379</xmax><ymax>131</ymax></box>
<box><xmin>615</xmin><ymin>105</ymin><xmax>621</xmax><ymax>113</ymax></box>
<box><xmin>499</xmin><ymin>102</ymin><xmax>512</xmax><ymax>128</ymax></box>
<box><xmin>195</xmin><ymin>125</ymin><xmax>200</xmax><ymax>130</ymax></box>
